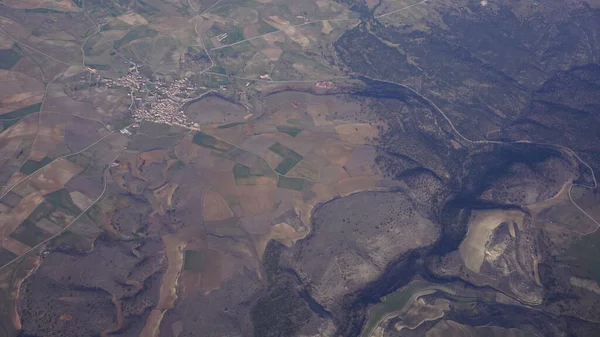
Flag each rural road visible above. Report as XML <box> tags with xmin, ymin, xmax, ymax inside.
<box><xmin>359</xmin><ymin>74</ymin><xmax>600</xmax><ymax>234</ymax></box>
<box><xmin>210</xmin><ymin>0</ymin><xmax>430</xmax><ymax>51</ymax></box>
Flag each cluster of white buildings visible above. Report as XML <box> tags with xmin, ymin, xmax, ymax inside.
<box><xmin>132</xmin><ymin>78</ymin><xmax>198</xmax><ymax>127</ymax></box>
<box><xmin>104</xmin><ymin>71</ymin><xmax>144</xmax><ymax>91</ymax></box>
<box><xmin>102</xmin><ymin>72</ymin><xmax>199</xmax><ymax>129</ymax></box>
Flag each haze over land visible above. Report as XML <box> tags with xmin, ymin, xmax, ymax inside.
<box><xmin>0</xmin><ymin>0</ymin><xmax>599</xmax><ymax>337</ymax></box>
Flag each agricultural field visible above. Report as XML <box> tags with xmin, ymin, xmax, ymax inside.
<box><xmin>1</xmin><ymin>0</ymin><xmax>600</xmax><ymax>337</ymax></box>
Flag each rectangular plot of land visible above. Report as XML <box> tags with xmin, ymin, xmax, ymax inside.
<box><xmin>0</xmin><ymin>47</ymin><xmax>22</xmax><ymax>70</ymax></box>
<box><xmin>233</xmin><ymin>163</ymin><xmax>253</xmax><ymax>180</ymax></box>
<box><xmin>19</xmin><ymin>156</ymin><xmax>52</xmax><ymax>175</ymax></box>
<box><xmin>192</xmin><ymin>131</ymin><xmax>231</xmax><ymax>152</ymax></box>
<box><xmin>217</xmin><ymin>122</ymin><xmax>245</xmax><ymax>129</ymax></box>
<box><xmin>26</xmin><ymin>202</ymin><xmax>55</xmax><ymax>223</ymax></box>
<box><xmin>10</xmin><ymin>220</ymin><xmax>53</xmax><ymax>247</ymax></box>
<box><xmin>277</xmin><ymin>176</ymin><xmax>305</xmax><ymax>191</ymax></box>
<box><xmin>1</xmin><ymin>191</ymin><xmax>22</xmax><ymax>207</ymax></box>
<box><xmin>45</xmin><ymin>188</ymin><xmax>81</xmax><ymax>216</ymax></box>
<box><xmin>276</xmin><ymin>125</ymin><xmax>302</xmax><ymax>137</ymax></box>
<box><xmin>0</xmin><ymin>202</ymin><xmax>10</xmax><ymax>213</ymax></box>
<box><xmin>0</xmin><ymin>102</ymin><xmax>42</xmax><ymax>120</ymax></box>
<box><xmin>35</xmin><ymin>218</ymin><xmax>63</xmax><ymax>235</ymax></box>
<box><xmin>275</xmin><ymin>157</ymin><xmax>302</xmax><ymax>175</ymax></box>
<box><xmin>269</xmin><ymin>142</ymin><xmax>301</xmax><ymax>159</ymax></box>
<box><xmin>2</xmin><ymin>237</ymin><xmax>30</xmax><ymax>255</ymax></box>
<box><xmin>183</xmin><ymin>250</ymin><xmax>205</xmax><ymax>272</ymax></box>
<box><xmin>0</xmin><ymin>248</ymin><xmax>17</xmax><ymax>265</ymax></box>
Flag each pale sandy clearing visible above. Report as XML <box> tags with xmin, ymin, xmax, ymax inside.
<box><xmin>322</xmin><ymin>21</ymin><xmax>334</xmax><ymax>35</ymax></box>
<box><xmin>0</xmin><ymin>192</ymin><xmax>44</xmax><ymax>241</ymax></box>
<box><xmin>0</xmin><ymin>92</ymin><xmax>44</xmax><ymax>114</ymax></box>
<box><xmin>1</xmin><ymin>237</ymin><xmax>31</xmax><ymax>255</ymax></box>
<box><xmin>117</xmin><ymin>12</ymin><xmax>148</xmax><ymax>25</ymax></box>
<box><xmin>459</xmin><ymin>209</ymin><xmax>525</xmax><ymax>273</ymax></box>
<box><xmin>139</xmin><ymin>234</ymin><xmax>185</xmax><ymax>337</ymax></box>
<box><xmin>254</xmin><ymin>222</ymin><xmax>304</xmax><ymax>259</ymax></box>
<box><xmin>268</xmin><ymin>16</ymin><xmax>290</xmax><ymax>26</ymax></box>
<box><xmin>526</xmin><ymin>180</ymin><xmax>572</xmax><ymax>219</ymax></box>
<box><xmin>237</xmin><ymin>183</ymin><xmax>276</xmax><ymax>216</ymax></box>
<box><xmin>30</xmin><ymin>158</ymin><xmax>83</xmax><ymax>193</ymax></box>
<box><xmin>70</xmin><ymin>191</ymin><xmax>94</xmax><ymax>210</ymax></box>
<box><xmin>261</xmin><ymin>47</ymin><xmax>283</xmax><ymax>61</ymax></box>
<box><xmin>570</xmin><ymin>276</ymin><xmax>600</xmax><ymax>295</ymax></box>
<box><xmin>202</xmin><ymin>190</ymin><xmax>234</xmax><ymax>221</ymax></box>
<box><xmin>0</xmin><ymin>70</ymin><xmax>45</xmax><ymax>101</ymax></box>
<box><xmin>154</xmin><ymin>183</ymin><xmax>178</xmax><ymax>207</ymax></box>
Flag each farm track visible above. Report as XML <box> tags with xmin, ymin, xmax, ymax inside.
<box><xmin>0</xmin><ymin>129</ymin><xmax>116</xmax><ymax>200</ymax></box>
<box><xmin>0</xmin><ymin>0</ymin><xmax>114</xmax><ymax>203</ymax></box>
<box><xmin>1</xmin><ymin>0</ymin><xmax>598</xmax><ymax>311</ymax></box>
<box><xmin>210</xmin><ymin>0</ymin><xmax>429</xmax><ymax>51</ymax></box>
<box><xmin>0</xmin><ymin>140</ymin><xmax>128</xmax><ymax>273</ymax></box>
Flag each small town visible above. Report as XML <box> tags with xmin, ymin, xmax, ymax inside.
<box><xmin>98</xmin><ymin>66</ymin><xmax>338</xmax><ymax>132</ymax></box>
<box><xmin>100</xmin><ymin>68</ymin><xmax>199</xmax><ymax>129</ymax></box>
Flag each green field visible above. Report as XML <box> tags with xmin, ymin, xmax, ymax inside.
<box><xmin>20</xmin><ymin>156</ymin><xmax>53</xmax><ymax>175</ymax></box>
<box><xmin>205</xmin><ymin>73</ymin><xmax>231</xmax><ymax>87</ymax></box>
<box><xmin>211</xmin><ymin>66</ymin><xmax>227</xmax><ymax>75</ymax></box>
<box><xmin>192</xmin><ymin>131</ymin><xmax>230</xmax><ymax>151</ymax></box>
<box><xmin>269</xmin><ymin>143</ymin><xmax>300</xmax><ymax>159</ymax></box>
<box><xmin>223</xmin><ymin>26</ymin><xmax>244</xmax><ymax>45</ymax></box>
<box><xmin>269</xmin><ymin>143</ymin><xmax>304</xmax><ymax>174</ymax></box>
<box><xmin>137</xmin><ymin>121</ymin><xmax>187</xmax><ymax>137</ymax></box>
<box><xmin>83</xmin><ymin>34</ymin><xmax>103</xmax><ymax>56</ymax></box>
<box><xmin>136</xmin><ymin>0</ymin><xmax>161</xmax><ymax>17</ymax></box>
<box><xmin>233</xmin><ymin>164</ymin><xmax>252</xmax><ymax>179</ymax></box>
<box><xmin>0</xmin><ymin>248</ymin><xmax>17</xmax><ymax>265</ymax></box>
<box><xmin>233</xmin><ymin>163</ymin><xmax>270</xmax><ymax>185</ymax></box>
<box><xmin>138</xmin><ymin>121</ymin><xmax>173</xmax><ymax>135</ymax></box>
<box><xmin>361</xmin><ymin>282</ymin><xmax>431</xmax><ymax>337</ymax></box>
<box><xmin>100</xmin><ymin>18</ymin><xmax>130</xmax><ymax>31</ymax></box>
<box><xmin>23</xmin><ymin>8</ymin><xmax>65</xmax><ymax>14</ymax></box>
<box><xmin>258</xmin><ymin>20</ymin><xmax>278</xmax><ymax>35</ymax></box>
<box><xmin>276</xmin><ymin>125</ymin><xmax>302</xmax><ymax>137</ymax></box>
<box><xmin>277</xmin><ymin>176</ymin><xmax>305</xmax><ymax>191</ymax></box>
<box><xmin>217</xmin><ymin>122</ymin><xmax>245</xmax><ymax>129</ymax></box>
<box><xmin>183</xmin><ymin>250</ymin><xmax>205</xmax><ymax>271</ymax></box>
<box><xmin>275</xmin><ymin>158</ymin><xmax>298</xmax><ymax>175</ymax></box>
<box><xmin>26</xmin><ymin>202</ymin><xmax>55</xmax><ymax>222</ymax></box>
<box><xmin>1</xmin><ymin>119</ymin><xmax>18</xmax><ymax>132</ymax></box>
<box><xmin>84</xmin><ymin>63</ymin><xmax>110</xmax><ymax>70</ymax></box>
<box><xmin>210</xmin><ymin>23</ymin><xmax>244</xmax><ymax>44</ymax></box>
<box><xmin>45</xmin><ymin>188</ymin><xmax>81</xmax><ymax>216</ymax></box>
<box><xmin>10</xmin><ymin>220</ymin><xmax>53</xmax><ymax>247</ymax></box>
<box><xmin>0</xmin><ymin>46</ymin><xmax>22</xmax><ymax>69</ymax></box>
<box><xmin>0</xmin><ymin>103</ymin><xmax>42</xmax><ymax>121</ymax></box>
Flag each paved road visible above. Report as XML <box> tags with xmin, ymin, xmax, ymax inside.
<box><xmin>360</xmin><ymin>75</ymin><xmax>599</xmax><ymax>234</ymax></box>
